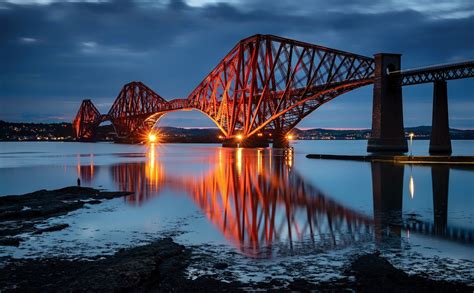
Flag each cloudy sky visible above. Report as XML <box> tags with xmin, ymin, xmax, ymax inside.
<box><xmin>1</xmin><ymin>0</ymin><xmax>473</xmax><ymax>128</ymax></box>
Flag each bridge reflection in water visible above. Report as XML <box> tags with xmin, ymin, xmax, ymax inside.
<box><xmin>77</xmin><ymin>147</ymin><xmax>473</xmax><ymax>257</ymax></box>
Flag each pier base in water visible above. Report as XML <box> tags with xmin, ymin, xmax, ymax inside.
<box><xmin>272</xmin><ymin>133</ymin><xmax>290</xmax><ymax>148</ymax></box>
<box><xmin>222</xmin><ymin>135</ymin><xmax>269</xmax><ymax>148</ymax></box>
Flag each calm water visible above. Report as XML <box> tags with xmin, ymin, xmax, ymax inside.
<box><xmin>0</xmin><ymin>140</ymin><xmax>473</xmax><ymax>284</ymax></box>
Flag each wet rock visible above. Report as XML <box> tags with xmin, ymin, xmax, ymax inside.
<box><xmin>0</xmin><ymin>187</ymin><xmax>132</xmax><ymax>240</ymax></box>
<box><xmin>214</xmin><ymin>262</ymin><xmax>228</xmax><ymax>270</ymax></box>
<box><xmin>351</xmin><ymin>253</ymin><xmax>407</xmax><ymax>279</ymax></box>
<box><xmin>85</xmin><ymin>200</ymin><xmax>102</xmax><ymax>205</ymax></box>
<box><xmin>33</xmin><ymin>224</ymin><xmax>69</xmax><ymax>235</ymax></box>
<box><xmin>0</xmin><ymin>237</ymin><xmax>21</xmax><ymax>247</ymax></box>
<box><xmin>349</xmin><ymin>253</ymin><xmax>473</xmax><ymax>292</ymax></box>
<box><xmin>0</xmin><ymin>243</ymin><xmax>472</xmax><ymax>292</ymax></box>
<box><xmin>0</xmin><ymin>238</ymin><xmax>188</xmax><ymax>291</ymax></box>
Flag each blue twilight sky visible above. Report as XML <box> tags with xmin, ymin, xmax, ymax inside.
<box><xmin>0</xmin><ymin>0</ymin><xmax>473</xmax><ymax>129</ymax></box>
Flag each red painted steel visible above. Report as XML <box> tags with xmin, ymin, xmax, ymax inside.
<box><xmin>72</xmin><ymin>99</ymin><xmax>103</xmax><ymax>140</ymax></box>
<box><xmin>73</xmin><ymin>34</ymin><xmax>376</xmax><ymax>141</ymax></box>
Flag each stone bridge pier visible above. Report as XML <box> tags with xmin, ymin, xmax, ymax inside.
<box><xmin>429</xmin><ymin>80</ymin><xmax>452</xmax><ymax>154</ymax></box>
<box><xmin>367</xmin><ymin>53</ymin><xmax>460</xmax><ymax>154</ymax></box>
<box><xmin>367</xmin><ymin>54</ymin><xmax>408</xmax><ymax>153</ymax></box>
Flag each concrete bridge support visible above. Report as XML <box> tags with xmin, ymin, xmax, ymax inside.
<box><xmin>429</xmin><ymin>80</ymin><xmax>452</xmax><ymax>154</ymax></box>
<box><xmin>367</xmin><ymin>54</ymin><xmax>408</xmax><ymax>153</ymax></box>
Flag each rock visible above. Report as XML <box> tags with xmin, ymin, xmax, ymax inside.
<box><xmin>0</xmin><ymin>187</ymin><xmax>132</xmax><ymax>241</ymax></box>
<box><xmin>33</xmin><ymin>224</ymin><xmax>70</xmax><ymax>235</ymax></box>
<box><xmin>85</xmin><ymin>200</ymin><xmax>102</xmax><ymax>205</ymax></box>
<box><xmin>350</xmin><ymin>253</ymin><xmax>407</xmax><ymax>279</ymax></box>
<box><xmin>213</xmin><ymin>262</ymin><xmax>228</xmax><ymax>270</ymax></box>
<box><xmin>0</xmin><ymin>237</ymin><xmax>21</xmax><ymax>247</ymax></box>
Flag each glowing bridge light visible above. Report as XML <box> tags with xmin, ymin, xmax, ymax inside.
<box><xmin>286</xmin><ymin>134</ymin><xmax>294</xmax><ymax>140</ymax></box>
<box><xmin>148</xmin><ymin>133</ymin><xmax>157</xmax><ymax>143</ymax></box>
<box><xmin>236</xmin><ymin>134</ymin><xmax>243</xmax><ymax>141</ymax></box>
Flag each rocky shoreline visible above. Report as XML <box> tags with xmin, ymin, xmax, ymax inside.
<box><xmin>0</xmin><ymin>187</ymin><xmax>472</xmax><ymax>292</ymax></box>
<box><xmin>0</xmin><ymin>187</ymin><xmax>132</xmax><ymax>247</ymax></box>
<box><xmin>0</xmin><ymin>237</ymin><xmax>471</xmax><ymax>292</ymax></box>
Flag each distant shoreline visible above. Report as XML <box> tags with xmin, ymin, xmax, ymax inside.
<box><xmin>1</xmin><ymin>138</ymin><xmax>474</xmax><ymax>143</ymax></box>
<box><xmin>1</xmin><ymin>120</ymin><xmax>474</xmax><ymax>141</ymax></box>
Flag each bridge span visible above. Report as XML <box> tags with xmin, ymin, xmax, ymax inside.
<box><xmin>73</xmin><ymin>34</ymin><xmax>474</xmax><ymax>152</ymax></box>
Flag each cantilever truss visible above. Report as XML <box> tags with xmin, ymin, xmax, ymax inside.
<box><xmin>73</xmin><ymin>35</ymin><xmax>376</xmax><ymax>141</ymax></box>
<box><xmin>72</xmin><ymin>99</ymin><xmax>103</xmax><ymax>140</ymax></box>
<box><xmin>187</xmin><ymin>34</ymin><xmax>375</xmax><ymax>137</ymax></box>
<box><xmin>108</xmin><ymin>82</ymin><xmax>173</xmax><ymax>139</ymax></box>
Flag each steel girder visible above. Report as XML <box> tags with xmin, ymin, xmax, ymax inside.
<box><xmin>187</xmin><ymin>34</ymin><xmax>375</xmax><ymax>137</ymax></box>
<box><xmin>74</xmin><ymin>35</ymin><xmax>377</xmax><ymax>141</ymax></box>
<box><xmin>107</xmin><ymin>81</ymin><xmax>172</xmax><ymax>139</ymax></box>
<box><xmin>72</xmin><ymin>99</ymin><xmax>103</xmax><ymax>140</ymax></box>
<box><xmin>395</xmin><ymin>61</ymin><xmax>474</xmax><ymax>86</ymax></box>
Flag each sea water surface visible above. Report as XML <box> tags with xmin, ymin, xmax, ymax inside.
<box><xmin>0</xmin><ymin>140</ymin><xmax>473</xmax><ymax>284</ymax></box>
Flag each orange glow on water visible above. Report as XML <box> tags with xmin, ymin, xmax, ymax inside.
<box><xmin>106</xmin><ymin>148</ymin><xmax>374</xmax><ymax>257</ymax></box>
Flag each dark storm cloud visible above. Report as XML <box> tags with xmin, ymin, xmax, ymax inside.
<box><xmin>0</xmin><ymin>0</ymin><xmax>473</xmax><ymax>127</ymax></box>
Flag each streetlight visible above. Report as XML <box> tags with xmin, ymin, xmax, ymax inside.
<box><xmin>409</xmin><ymin>132</ymin><xmax>414</xmax><ymax>157</ymax></box>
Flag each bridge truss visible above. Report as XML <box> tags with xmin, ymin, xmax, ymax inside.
<box><xmin>73</xmin><ymin>35</ymin><xmax>375</xmax><ymax>141</ymax></box>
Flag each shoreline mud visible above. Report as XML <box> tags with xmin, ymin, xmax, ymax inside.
<box><xmin>0</xmin><ymin>237</ymin><xmax>472</xmax><ymax>292</ymax></box>
<box><xmin>0</xmin><ymin>187</ymin><xmax>472</xmax><ymax>291</ymax></box>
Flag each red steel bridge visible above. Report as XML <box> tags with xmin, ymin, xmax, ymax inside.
<box><xmin>73</xmin><ymin>34</ymin><xmax>474</xmax><ymax>151</ymax></box>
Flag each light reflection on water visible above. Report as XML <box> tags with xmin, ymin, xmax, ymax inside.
<box><xmin>0</xmin><ymin>141</ymin><xmax>473</xmax><ymax>282</ymax></box>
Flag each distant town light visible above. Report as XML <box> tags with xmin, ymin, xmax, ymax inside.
<box><xmin>218</xmin><ymin>135</ymin><xmax>224</xmax><ymax>139</ymax></box>
<box><xmin>148</xmin><ymin>133</ymin><xmax>157</xmax><ymax>143</ymax></box>
<box><xmin>257</xmin><ymin>133</ymin><xmax>263</xmax><ymax>137</ymax></box>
